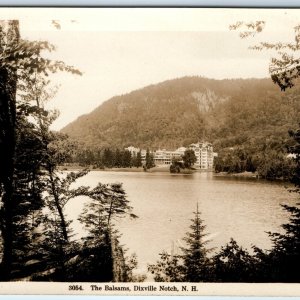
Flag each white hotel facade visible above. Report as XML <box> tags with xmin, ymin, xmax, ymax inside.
<box><xmin>126</xmin><ymin>142</ymin><xmax>217</xmax><ymax>170</ymax></box>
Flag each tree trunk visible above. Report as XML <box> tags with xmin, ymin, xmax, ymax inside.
<box><xmin>48</xmin><ymin>168</ymin><xmax>69</xmax><ymax>242</ymax></box>
<box><xmin>0</xmin><ymin>20</ymin><xmax>19</xmax><ymax>281</ymax></box>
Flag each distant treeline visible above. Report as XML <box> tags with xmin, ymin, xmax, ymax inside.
<box><xmin>214</xmin><ymin>147</ymin><xmax>296</xmax><ymax>180</ymax></box>
<box><xmin>73</xmin><ymin>148</ymin><xmax>155</xmax><ymax>169</ymax></box>
<box><xmin>70</xmin><ymin>145</ymin><xmax>296</xmax><ymax>180</ymax></box>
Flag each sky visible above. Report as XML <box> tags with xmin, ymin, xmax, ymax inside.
<box><xmin>1</xmin><ymin>8</ymin><xmax>300</xmax><ymax>130</ymax></box>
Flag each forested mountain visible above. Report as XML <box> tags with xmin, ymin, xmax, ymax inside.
<box><xmin>62</xmin><ymin>76</ymin><xmax>300</xmax><ymax>154</ymax></box>
<box><xmin>62</xmin><ymin>76</ymin><xmax>229</xmax><ymax>149</ymax></box>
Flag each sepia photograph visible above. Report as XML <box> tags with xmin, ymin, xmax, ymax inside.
<box><xmin>0</xmin><ymin>7</ymin><xmax>300</xmax><ymax>295</ymax></box>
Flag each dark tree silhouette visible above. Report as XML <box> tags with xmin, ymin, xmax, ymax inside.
<box><xmin>181</xmin><ymin>204</ymin><xmax>213</xmax><ymax>281</ymax></box>
<box><xmin>182</xmin><ymin>149</ymin><xmax>197</xmax><ymax>169</ymax></box>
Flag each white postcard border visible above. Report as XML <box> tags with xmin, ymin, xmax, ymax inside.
<box><xmin>0</xmin><ymin>282</ymin><xmax>299</xmax><ymax>296</ymax></box>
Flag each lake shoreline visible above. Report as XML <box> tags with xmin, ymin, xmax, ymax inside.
<box><xmin>58</xmin><ymin>165</ymin><xmax>260</xmax><ymax>178</ymax></box>
<box><xmin>59</xmin><ymin>165</ymin><xmax>198</xmax><ymax>175</ymax></box>
<box><xmin>214</xmin><ymin>171</ymin><xmax>259</xmax><ymax>179</ymax></box>
<box><xmin>59</xmin><ymin>165</ymin><xmax>292</xmax><ymax>182</ymax></box>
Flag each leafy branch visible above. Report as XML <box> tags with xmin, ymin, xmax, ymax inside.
<box><xmin>230</xmin><ymin>20</ymin><xmax>300</xmax><ymax>90</ymax></box>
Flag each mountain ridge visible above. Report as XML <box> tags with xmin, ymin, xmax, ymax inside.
<box><xmin>61</xmin><ymin>76</ymin><xmax>290</xmax><ymax>148</ymax></box>
<box><xmin>61</xmin><ymin>76</ymin><xmax>300</xmax><ymax>155</ymax></box>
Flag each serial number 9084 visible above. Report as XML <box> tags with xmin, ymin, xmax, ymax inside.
<box><xmin>69</xmin><ymin>285</ymin><xmax>84</xmax><ymax>291</ymax></box>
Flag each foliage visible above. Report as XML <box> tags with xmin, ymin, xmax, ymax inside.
<box><xmin>124</xmin><ymin>253</ymin><xmax>146</xmax><ymax>282</ymax></box>
<box><xmin>213</xmin><ymin>239</ymin><xmax>258</xmax><ymax>282</ymax></box>
<box><xmin>181</xmin><ymin>205</ymin><xmax>213</xmax><ymax>281</ymax></box>
<box><xmin>182</xmin><ymin>149</ymin><xmax>197</xmax><ymax>169</ymax></box>
<box><xmin>79</xmin><ymin>182</ymin><xmax>137</xmax><ymax>231</ymax></box>
<box><xmin>289</xmin><ymin>127</ymin><xmax>300</xmax><ymax>189</ymax></box>
<box><xmin>64</xmin><ymin>239</ymin><xmax>113</xmax><ymax>282</ymax></box>
<box><xmin>3</xmin><ymin>114</ymin><xmax>46</xmax><ymax>280</ymax></box>
<box><xmin>77</xmin><ymin>182</ymin><xmax>138</xmax><ymax>281</ymax></box>
<box><xmin>132</xmin><ymin>151</ymin><xmax>142</xmax><ymax>168</ymax></box>
<box><xmin>230</xmin><ymin>20</ymin><xmax>300</xmax><ymax>91</ymax></box>
<box><xmin>0</xmin><ymin>20</ymin><xmax>139</xmax><ymax>282</ymax></box>
<box><xmin>145</xmin><ymin>148</ymin><xmax>155</xmax><ymax>170</ymax></box>
<box><xmin>148</xmin><ymin>252</ymin><xmax>185</xmax><ymax>282</ymax></box>
<box><xmin>223</xmin><ymin>19</ymin><xmax>300</xmax><ymax>283</ymax></box>
<box><xmin>169</xmin><ymin>150</ymin><xmax>197</xmax><ymax>173</ymax></box>
<box><xmin>257</xmin><ymin>127</ymin><xmax>300</xmax><ymax>282</ymax></box>
<box><xmin>101</xmin><ymin>148</ymin><xmax>115</xmax><ymax>168</ymax></box>
<box><xmin>75</xmin><ymin>147</ymin><xmax>143</xmax><ymax>169</ymax></box>
<box><xmin>229</xmin><ymin>21</ymin><xmax>265</xmax><ymax>38</ymax></box>
<box><xmin>265</xmin><ymin>204</ymin><xmax>300</xmax><ymax>282</ymax></box>
<box><xmin>0</xmin><ymin>36</ymin><xmax>81</xmax><ymax>80</ymax></box>
<box><xmin>15</xmin><ymin>67</ymin><xmax>83</xmax><ymax>280</ymax></box>
<box><xmin>148</xmin><ymin>205</ymin><xmax>212</xmax><ymax>282</ymax></box>
<box><xmin>0</xmin><ymin>20</ymin><xmax>21</xmax><ymax>280</ymax></box>
<box><xmin>212</xmin><ymin>123</ymin><xmax>300</xmax><ymax>283</ymax></box>
<box><xmin>169</xmin><ymin>157</ymin><xmax>184</xmax><ymax>173</ymax></box>
<box><xmin>214</xmin><ymin>147</ymin><xmax>295</xmax><ymax>180</ymax></box>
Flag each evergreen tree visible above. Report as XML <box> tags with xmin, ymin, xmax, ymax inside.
<box><xmin>148</xmin><ymin>205</ymin><xmax>212</xmax><ymax>282</ymax></box>
<box><xmin>102</xmin><ymin>148</ymin><xmax>114</xmax><ymax>168</ymax></box>
<box><xmin>145</xmin><ymin>148</ymin><xmax>155</xmax><ymax>170</ymax></box>
<box><xmin>122</xmin><ymin>150</ymin><xmax>132</xmax><ymax>168</ymax></box>
<box><xmin>130</xmin><ymin>153</ymin><xmax>137</xmax><ymax>168</ymax></box>
<box><xmin>115</xmin><ymin>149</ymin><xmax>122</xmax><ymax>168</ymax></box>
<box><xmin>17</xmin><ymin>73</ymin><xmax>87</xmax><ymax>281</ymax></box>
<box><xmin>74</xmin><ymin>185</ymin><xmax>114</xmax><ymax>282</ymax></box>
<box><xmin>76</xmin><ymin>182</ymin><xmax>138</xmax><ymax>281</ymax></box>
<box><xmin>8</xmin><ymin>113</ymin><xmax>46</xmax><ymax>280</ymax></box>
<box><xmin>136</xmin><ymin>151</ymin><xmax>142</xmax><ymax>168</ymax></box>
<box><xmin>181</xmin><ymin>204</ymin><xmax>213</xmax><ymax>281</ymax></box>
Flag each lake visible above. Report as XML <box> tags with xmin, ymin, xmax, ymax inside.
<box><xmin>65</xmin><ymin>170</ymin><xmax>298</xmax><ymax>276</ymax></box>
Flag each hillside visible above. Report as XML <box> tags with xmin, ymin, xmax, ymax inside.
<box><xmin>61</xmin><ymin>76</ymin><xmax>300</xmax><ymax>154</ymax></box>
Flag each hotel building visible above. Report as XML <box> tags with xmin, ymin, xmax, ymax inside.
<box><xmin>125</xmin><ymin>142</ymin><xmax>217</xmax><ymax>170</ymax></box>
